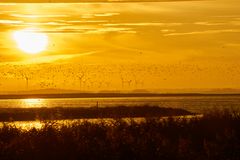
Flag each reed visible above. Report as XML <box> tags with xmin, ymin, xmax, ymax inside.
<box><xmin>0</xmin><ymin>108</ymin><xmax>239</xmax><ymax>160</ymax></box>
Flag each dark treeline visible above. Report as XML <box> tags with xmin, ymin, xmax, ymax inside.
<box><xmin>0</xmin><ymin>106</ymin><xmax>192</xmax><ymax>121</ymax></box>
<box><xmin>0</xmin><ymin>109</ymin><xmax>239</xmax><ymax>160</ymax></box>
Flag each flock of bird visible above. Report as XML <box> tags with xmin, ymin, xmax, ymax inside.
<box><xmin>0</xmin><ymin>63</ymin><xmax>239</xmax><ymax>91</ymax></box>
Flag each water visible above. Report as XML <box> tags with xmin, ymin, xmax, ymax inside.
<box><xmin>3</xmin><ymin>115</ymin><xmax>205</xmax><ymax>130</ymax></box>
<box><xmin>0</xmin><ymin>95</ymin><xmax>238</xmax><ymax>129</ymax></box>
<box><xmin>0</xmin><ymin>95</ymin><xmax>240</xmax><ymax>113</ymax></box>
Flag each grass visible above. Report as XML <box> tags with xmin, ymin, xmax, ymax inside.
<box><xmin>0</xmin><ymin>109</ymin><xmax>239</xmax><ymax>160</ymax></box>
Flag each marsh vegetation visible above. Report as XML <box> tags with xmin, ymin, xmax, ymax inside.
<box><xmin>0</xmin><ymin>108</ymin><xmax>239</xmax><ymax>160</ymax></box>
<box><xmin>0</xmin><ymin>105</ymin><xmax>193</xmax><ymax>121</ymax></box>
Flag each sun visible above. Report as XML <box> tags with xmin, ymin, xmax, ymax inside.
<box><xmin>13</xmin><ymin>29</ymin><xmax>48</xmax><ymax>54</ymax></box>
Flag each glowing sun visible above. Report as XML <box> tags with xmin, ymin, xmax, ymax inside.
<box><xmin>13</xmin><ymin>30</ymin><xmax>48</xmax><ymax>54</ymax></box>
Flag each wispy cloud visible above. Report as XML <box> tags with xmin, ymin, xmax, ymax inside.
<box><xmin>62</xmin><ymin>20</ymin><xmax>108</xmax><ymax>24</ymax></box>
<box><xmin>230</xmin><ymin>21</ymin><xmax>240</xmax><ymax>26</ymax></box>
<box><xmin>21</xmin><ymin>25</ymin><xmax>135</xmax><ymax>34</ymax></box>
<box><xmin>194</xmin><ymin>21</ymin><xmax>226</xmax><ymax>26</ymax></box>
<box><xmin>103</xmin><ymin>22</ymin><xmax>182</xmax><ymax>27</ymax></box>
<box><xmin>224</xmin><ymin>43</ymin><xmax>240</xmax><ymax>47</ymax></box>
<box><xmin>84</xmin><ymin>27</ymin><xmax>136</xmax><ymax>34</ymax></box>
<box><xmin>80</xmin><ymin>13</ymin><xmax>119</xmax><ymax>19</ymax></box>
<box><xmin>0</xmin><ymin>20</ymin><xmax>23</xmax><ymax>24</ymax></box>
<box><xmin>164</xmin><ymin>29</ymin><xmax>240</xmax><ymax>36</ymax></box>
<box><xmin>11</xmin><ymin>14</ymin><xmax>69</xmax><ymax>18</ymax></box>
<box><xmin>0</xmin><ymin>0</ymin><xmax>202</xmax><ymax>3</ymax></box>
<box><xmin>21</xmin><ymin>51</ymin><xmax>98</xmax><ymax>64</ymax></box>
<box><xmin>194</xmin><ymin>21</ymin><xmax>240</xmax><ymax>26</ymax></box>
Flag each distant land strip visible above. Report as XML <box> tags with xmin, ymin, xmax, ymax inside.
<box><xmin>0</xmin><ymin>93</ymin><xmax>240</xmax><ymax>99</ymax></box>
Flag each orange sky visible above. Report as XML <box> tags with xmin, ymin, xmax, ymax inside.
<box><xmin>0</xmin><ymin>0</ymin><xmax>240</xmax><ymax>92</ymax></box>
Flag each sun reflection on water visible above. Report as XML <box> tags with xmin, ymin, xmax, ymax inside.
<box><xmin>22</xmin><ymin>98</ymin><xmax>45</xmax><ymax>108</ymax></box>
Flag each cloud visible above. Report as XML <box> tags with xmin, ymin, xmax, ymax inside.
<box><xmin>0</xmin><ymin>0</ymin><xmax>203</xmax><ymax>2</ymax></box>
<box><xmin>62</xmin><ymin>20</ymin><xmax>108</xmax><ymax>24</ymax></box>
<box><xmin>194</xmin><ymin>20</ymin><xmax>240</xmax><ymax>26</ymax></box>
<box><xmin>0</xmin><ymin>4</ymin><xmax>16</xmax><ymax>5</ymax></box>
<box><xmin>0</xmin><ymin>0</ymin><xmax>202</xmax><ymax>3</ymax></box>
<box><xmin>194</xmin><ymin>21</ymin><xmax>226</xmax><ymax>26</ymax></box>
<box><xmin>230</xmin><ymin>21</ymin><xmax>240</xmax><ymax>26</ymax></box>
<box><xmin>103</xmin><ymin>22</ymin><xmax>182</xmax><ymax>27</ymax></box>
<box><xmin>212</xmin><ymin>15</ymin><xmax>240</xmax><ymax>19</ymax></box>
<box><xmin>82</xmin><ymin>13</ymin><xmax>120</xmax><ymax>18</ymax></box>
<box><xmin>224</xmin><ymin>43</ymin><xmax>240</xmax><ymax>47</ymax></box>
<box><xmin>0</xmin><ymin>17</ymin><xmax>135</xmax><ymax>34</ymax></box>
<box><xmin>11</xmin><ymin>14</ymin><xmax>70</xmax><ymax>18</ymax></box>
<box><xmin>19</xmin><ymin>51</ymin><xmax>98</xmax><ymax>64</ymax></box>
<box><xmin>37</xmin><ymin>27</ymin><xmax>135</xmax><ymax>34</ymax></box>
<box><xmin>21</xmin><ymin>22</ymin><xmax>69</xmax><ymax>26</ymax></box>
<box><xmin>164</xmin><ymin>29</ymin><xmax>240</xmax><ymax>36</ymax></box>
<box><xmin>84</xmin><ymin>27</ymin><xmax>136</xmax><ymax>34</ymax></box>
<box><xmin>0</xmin><ymin>20</ymin><xmax>23</xmax><ymax>24</ymax></box>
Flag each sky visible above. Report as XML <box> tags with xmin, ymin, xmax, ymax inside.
<box><xmin>0</xmin><ymin>0</ymin><xmax>240</xmax><ymax>92</ymax></box>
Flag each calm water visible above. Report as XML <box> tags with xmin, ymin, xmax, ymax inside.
<box><xmin>0</xmin><ymin>95</ymin><xmax>240</xmax><ymax>113</ymax></box>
